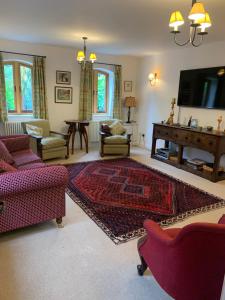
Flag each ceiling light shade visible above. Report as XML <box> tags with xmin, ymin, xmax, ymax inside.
<box><xmin>198</xmin><ymin>12</ymin><xmax>212</xmax><ymax>29</ymax></box>
<box><xmin>188</xmin><ymin>2</ymin><xmax>206</xmax><ymax>21</ymax></box>
<box><xmin>77</xmin><ymin>50</ymin><xmax>85</xmax><ymax>62</ymax></box>
<box><xmin>169</xmin><ymin>11</ymin><xmax>184</xmax><ymax>28</ymax></box>
<box><xmin>89</xmin><ymin>53</ymin><xmax>97</xmax><ymax>63</ymax></box>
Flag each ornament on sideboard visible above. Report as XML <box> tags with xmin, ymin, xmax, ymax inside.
<box><xmin>217</xmin><ymin>115</ymin><xmax>223</xmax><ymax>132</ymax></box>
<box><xmin>166</xmin><ymin>98</ymin><xmax>176</xmax><ymax>125</ymax></box>
<box><xmin>187</xmin><ymin>116</ymin><xmax>192</xmax><ymax>127</ymax></box>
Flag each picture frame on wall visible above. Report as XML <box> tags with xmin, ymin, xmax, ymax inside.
<box><xmin>124</xmin><ymin>81</ymin><xmax>132</xmax><ymax>92</ymax></box>
<box><xmin>56</xmin><ymin>70</ymin><xmax>71</xmax><ymax>85</ymax></box>
<box><xmin>55</xmin><ymin>86</ymin><xmax>73</xmax><ymax>104</ymax></box>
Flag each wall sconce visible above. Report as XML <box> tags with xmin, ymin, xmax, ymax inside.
<box><xmin>148</xmin><ymin>73</ymin><xmax>158</xmax><ymax>86</ymax></box>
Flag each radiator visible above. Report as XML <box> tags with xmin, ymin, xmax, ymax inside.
<box><xmin>89</xmin><ymin>121</ymin><xmax>100</xmax><ymax>142</ymax></box>
<box><xmin>3</xmin><ymin>122</ymin><xmax>24</xmax><ymax>135</ymax></box>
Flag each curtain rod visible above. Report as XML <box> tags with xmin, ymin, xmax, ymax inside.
<box><xmin>0</xmin><ymin>50</ymin><xmax>46</xmax><ymax>58</ymax></box>
<box><xmin>94</xmin><ymin>62</ymin><xmax>121</xmax><ymax>67</ymax></box>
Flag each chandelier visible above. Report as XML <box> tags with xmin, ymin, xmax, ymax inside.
<box><xmin>169</xmin><ymin>0</ymin><xmax>212</xmax><ymax>47</ymax></box>
<box><xmin>76</xmin><ymin>37</ymin><xmax>97</xmax><ymax>65</ymax></box>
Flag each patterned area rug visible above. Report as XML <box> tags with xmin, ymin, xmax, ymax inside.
<box><xmin>66</xmin><ymin>158</ymin><xmax>225</xmax><ymax>244</ymax></box>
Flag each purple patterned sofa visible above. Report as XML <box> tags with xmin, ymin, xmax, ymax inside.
<box><xmin>0</xmin><ymin>135</ymin><xmax>68</xmax><ymax>233</ymax></box>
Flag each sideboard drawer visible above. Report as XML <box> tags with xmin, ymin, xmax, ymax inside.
<box><xmin>154</xmin><ymin>126</ymin><xmax>172</xmax><ymax>140</ymax></box>
<box><xmin>191</xmin><ymin>134</ymin><xmax>218</xmax><ymax>152</ymax></box>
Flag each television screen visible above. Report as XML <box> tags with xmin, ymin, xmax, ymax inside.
<box><xmin>177</xmin><ymin>66</ymin><xmax>225</xmax><ymax>109</ymax></box>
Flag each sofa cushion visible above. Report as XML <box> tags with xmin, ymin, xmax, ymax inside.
<box><xmin>109</xmin><ymin>120</ymin><xmax>126</xmax><ymax>135</ymax></box>
<box><xmin>104</xmin><ymin>135</ymin><xmax>128</xmax><ymax>144</ymax></box>
<box><xmin>26</xmin><ymin>124</ymin><xmax>43</xmax><ymax>137</ymax></box>
<box><xmin>0</xmin><ymin>140</ymin><xmax>14</xmax><ymax>164</ymax></box>
<box><xmin>12</xmin><ymin>149</ymin><xmax>42</xmax><ymax>167</ymax></box>
<box><xmin>41</xmin><ymin>137</ymin><xmax>66</xmax><ymax>150</ymax></box>
<box><xmin>0</xmin><ymin>160</ymin><xmax>17</xmax><ymax>173</ymax></box>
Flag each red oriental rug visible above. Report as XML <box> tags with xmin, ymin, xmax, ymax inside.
<box><xmin>66</xmin><ymin>158</ymin><xmax>225</xmax><ymax>244</ymax></box>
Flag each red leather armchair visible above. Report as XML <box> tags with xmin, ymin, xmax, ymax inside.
<box><xmin>137</xmin><ymin>217</ymin><xmax>225</xmax><ymax>300</ymax></box>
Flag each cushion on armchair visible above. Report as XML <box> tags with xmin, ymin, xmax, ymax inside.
<box><xmin>101</xmin><ymin>124</ymin><xmax>112</xmax><ymax>136</ymax></box>
<box><xmin>104</xmin><ymin>135</ymin><xmax>128</xmax><ymax>144</ymax></box>
<box><xmin>109</xmin><ymin>120</ymin><xmax>126</xmax><ymax>135</ymax></box>
<box><xmin>41</xmin><ymin>137</ymin><xmax>66</xmax><ymax>150</ymax></box>
<box><xmin>26</xmin><ymin>124</ymin><xmax>43</xmax><ymax>137</ymax></box>
<box><xmin>0</xmin><ymin>141</ymin><xmax>14</xmax><ymax>164</ymax></box>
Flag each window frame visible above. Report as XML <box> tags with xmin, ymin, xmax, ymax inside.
<box><xmin>93</xmin><ymin>70</ymin><xmax>109</xmax><ymax>114</ymax></box>
<box><xmin>3</xmin><ymin>61</ymin><xmax>33</xmax><ymax>115</ymax></box>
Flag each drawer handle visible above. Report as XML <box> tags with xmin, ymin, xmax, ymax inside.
<box><xmin>185</xmin><ymin>136</ymin><xmax>188</xmax><ymax>140</ymax></box>
<box><xmin>209</xmin><ymin>141</ymin><xmax>213</xmax><ymax>146</ymax></box>
<box><xmin>175</xmin><ymin>134</ymin><xmax>178</xmax><ymax>138</ymax></box>
<box><xmin>165</xmin><ymin>132</ymin><xmax>169</xmax><ymax>136</ymax></box>
<box><xmin>0</xmin><ymin>201</ymin><xmax>5</xmax><ymax>214</ymax></box>
<box><xmin>197</xmin><ymin>138</ymin><xmax>201</xmax><ymax>142</ymax></box>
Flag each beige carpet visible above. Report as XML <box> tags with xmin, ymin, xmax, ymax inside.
<box><xmin>0</xmin><ymin>145</ymin><xmax>225</xmax><ymax>300</ymax></box>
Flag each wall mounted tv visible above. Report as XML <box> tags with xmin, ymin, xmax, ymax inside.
<box><xmin>177</xmin><ymin>66</ymin><xmax>225</xmax><ymax>109</ymax></box>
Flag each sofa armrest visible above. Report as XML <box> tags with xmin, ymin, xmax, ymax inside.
<box><xmin>50</xmin><ymin>131</ymin><xmax>69</xmax><ymax>139</ymax></box>
<box><xmin>0</xmin><ymin>166</ymin><xmax>68</xmax><ymax>197</ymax></box>
<box><xmin>144</xmin><ymin>220</ymin><xmax>174</xmax><ymax>245</ymax></box>
<box><xmin>218</xmin><ymin>214</ymin><xmax>225</xmax><ymax>224</ymax></box>
<box><xmin>1</xmin><ymin>135</ymin><xmax>30</xmax><ymax>153</ymax></box>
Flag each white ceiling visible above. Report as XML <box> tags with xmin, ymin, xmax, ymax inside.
<box><xmin>0</xmin><ymin>0</ymin><xmax>224</xmax><ymax>56</ymax></box>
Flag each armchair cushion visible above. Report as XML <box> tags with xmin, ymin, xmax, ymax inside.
<box><xmin>41</xmin><ymin>137</ymin><xmax>66</xmax><ymax>149</ymax></box>
<box><xmin>104</xmin><ymin>135</ymin><xmax>129</xmax><ymax>144</ymax></box>
<box><xmin>101</xmin><ymin>124</ymin><xmax>112</xmax><ymax>136</ymax></box>
<box><xmin>109</xmin><ymin>120</ymin><xmax>126</xmax><ymax>135</ymax></box>
<box><xmin>0</xmin><ymin>140</ymin><xmax>14</xmax><ymax>164</ymax></box>
<box><xmin>26</xmin><ymin>124</ymin><xmax>43</xmax><ymax>137</ymax></box>
<box><xmin>0</xmin><ymin>160</ymin><xmax>17</xmax><ymax>173</ymax></box>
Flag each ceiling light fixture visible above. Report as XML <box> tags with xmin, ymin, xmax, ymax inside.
<box><xmin>169</xmin><ymin>0</ymin><xmax>212</xmax><ymax>47</ymax></box>
<box><xmin>76</xmin><ymin>37</ymin><xmax>97</xmax><ymax>66</ymax></box>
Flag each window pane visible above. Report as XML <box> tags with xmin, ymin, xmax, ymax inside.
<box><xmin>4</xmin><ymin>64</ymin><xmax>15</xmax><ymax>111</ymax></box>
<box><xmin>97</xmin><ymin>73</ymin><xmax>106</xmax><ymax>112</ymax></box>
<box><xmin>20</xmin><ymin>65</ymin><xmax>33</xmax><ymax>111</ymax></box>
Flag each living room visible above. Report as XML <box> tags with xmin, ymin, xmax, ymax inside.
<box><xmin>1</xmin><ymin>1</ymin><xmax>225</xmax><ymax>300</ymax></box>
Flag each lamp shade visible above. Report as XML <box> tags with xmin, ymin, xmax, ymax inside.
<box><xmin>89</xmin><ymin>53</ymin><xmax>97</xmax><ymax>63</ymax></box>
<box><xmin>169</xmin><ymin>11</ymin><xmax>184</xmax><ymax>28</ymax></box>
<box><xmin>188</xmin><ymin>2</ymin><xmax>206</xmax><ymax>21</ymax></box>
<box><xmin>77</xmin><ymin>50</ymin><xmax>85</xmax><ymax>62</ymax></box>
<box><xmin>198</xmin><ymin>12</ymin><xmax>212</xmax><ymax>29</ymax></box>
<box><xmin>125</xmin><ymin>97</ymin><xmax>136</xmax><ymax>108</ymax></box>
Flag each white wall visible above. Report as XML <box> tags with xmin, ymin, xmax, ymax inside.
<box><xmin>137</xmin><ymin>41</ymin><xmax>225</xmax><ymax>155</ymax></box>
<box><xmin>0</xmin><ymin>38</ymin><xmax>140</xmax><ymax>133</ymax></box>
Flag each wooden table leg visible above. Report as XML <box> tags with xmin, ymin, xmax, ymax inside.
<box><xmin>151</xmin><ymin>138</ymin><xmax>157</xmax><ymax>157</ymax></box>
<box><xmin>71</xmin><ymin>124</ymin><xmax>77</xmax><ymax>154</ymax></box>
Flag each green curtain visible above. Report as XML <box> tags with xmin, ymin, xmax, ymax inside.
<box><xmin>33</xmin><ymin>56</ymin><xmax>48</xmax><ymax>119</ymax></box>
<box><xmin>0</xmin><ymin>53</ymin><xmax>8</xmax><ymax>122</ymax></box>
<box><xmin>113</xmin><ymin>65</ymin><xmax>122</xmax><ymax>119</ymax></box>
<box><xmin>79</xmin><ymin>62</ymin><xmax>93</xmax><ymax>121</ymax></box>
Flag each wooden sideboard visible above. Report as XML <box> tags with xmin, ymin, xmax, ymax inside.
<box><xmin>151</xmin><ymin>123</ymin><xmax>225</xmax><ymax>182</ymax></box>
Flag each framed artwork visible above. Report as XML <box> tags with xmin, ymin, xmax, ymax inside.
<box><xmin>56</xmin><ymin>70</ymin><xmax>71</xmax><ymax>85</ymax></box>
<box><xmin>124</xmin><ymin>81</ymin><xmax>132</xmax><ymax>92</ymax></box>
<box><xmin>55</xmin><ymin>86</ymin><xmax>73</xmax><ymax>104</ymax></box>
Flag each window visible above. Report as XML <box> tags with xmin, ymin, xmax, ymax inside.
<box><xmin>3</xmin><ymin>61</ymin><xmax>33</xmax><ymax>114</ymax></box>
<box><xmin>93</xmin><ymin>70</ymin><xmax>108</xmax><ymax>113</ymax></box>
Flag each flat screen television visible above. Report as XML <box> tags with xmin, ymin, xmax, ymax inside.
<box><xmin>177</xmin><ymin>66</ymin><xmax>225</xmax><ymax>109</ymax></box>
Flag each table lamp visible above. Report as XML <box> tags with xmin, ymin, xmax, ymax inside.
<box><xmin>125</xmin><ymin>97</ymin><xmax>136</xmax><ymax>123</ymax></box>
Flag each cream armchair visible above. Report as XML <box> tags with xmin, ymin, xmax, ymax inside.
<box><xmin>22</xmin><ymin>119</ymin><xmax>69</xmax><ymax>160</ymax></box>
<box><xmin>99</xmin><ymin>119</ymin><xmax>131</xmax><ymax>157</ymax></box>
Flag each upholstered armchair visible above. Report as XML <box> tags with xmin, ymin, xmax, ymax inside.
<box><xmin>99</xmin><ymin>119</ymin><xmax>131</xmax><ymax>157</ymax></box>
<box><xmin>22</xmin><ymin>119</ymin><xmax>69</xmax><ymax>160</ymax></box>
<box><xmin>137</xmin><ymin>217</ymin><xmax>225</xmax><ymax>300</ymax></box>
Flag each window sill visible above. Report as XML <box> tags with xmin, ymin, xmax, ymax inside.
<box><xmin>92</xmin><ymin>114</ymin><xmax>112</xmax><ymax>121</ymax></box>
<box><xmin>8</xmin><ymin>114</ymin><xmax>34</xmax><ymax>122</ymax></box>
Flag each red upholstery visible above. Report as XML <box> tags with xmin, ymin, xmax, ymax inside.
<box><xmin>0</xmin><ymin>135</ymin><xmax>68</xmax><ymax>233</ymax></box>
<box><xmin>137</xmin><ymin>219</ymin><xmax>225</xmax><ymax>300</ymax></box>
